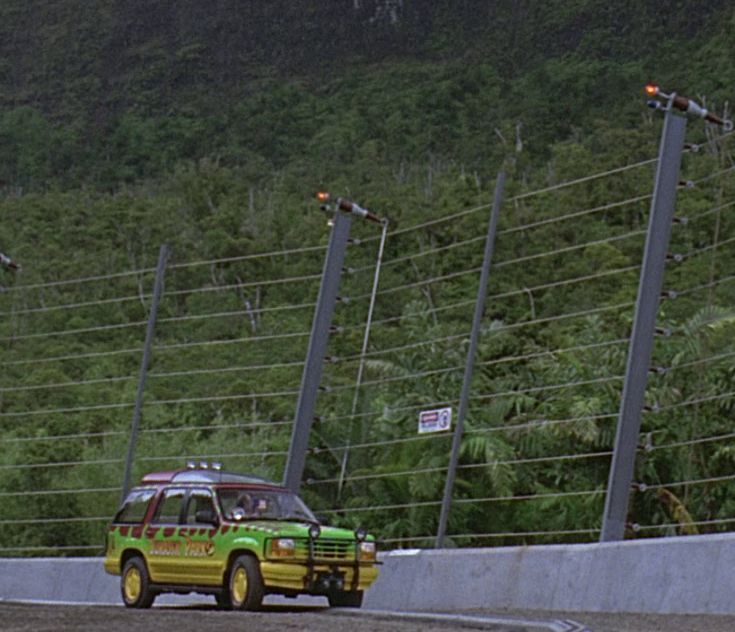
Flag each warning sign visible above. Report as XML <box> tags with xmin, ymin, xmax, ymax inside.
<box><xmin>418</xmin><ymin>407</ymin><xmax>452</xmax><ymax>434</ymax></box>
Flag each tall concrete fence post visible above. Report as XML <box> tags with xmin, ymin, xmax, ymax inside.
<box><xmin>436</xmin><ymin>172</ymin><xmax>506</xmax><ymax>548</ymax></box>
<box><xmin>283</xmin><ymin>211</ymin><xmax>353</xmax><ymax>493</ymax></box>
<box><xmin>121</xmin><ymin>244</ymin><xmax>170</xmax><ymax>502</ymax></box>
<box><xmin>600</xmin><ymin>105</ymin><xmax>687</xmax><ymax>542</ymax></box>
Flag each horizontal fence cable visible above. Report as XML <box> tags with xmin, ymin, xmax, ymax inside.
<box><xmin>138</xmin><ymin>448</ymin><xmax>289</xmax><ymax>463</ymax></box>
<box><xmin>319</xmin><ymin>498</ymin><xmax>442</xmax><ymax>514</ymax></box>
<box><xmin>157</xmin><ymin>300</ymin><xmax>317</xmax><ymax>324</ymax></box>
<box><xmin>473</xmin><ymin>375</ymin><xmax>625</xmax><ymax>403</ymax></box>
<box><xmin>442</xmin><ymin>527</ymin><xmax>600</xmax><ymax>542</ymax></box>
<box><xmin>684</xmin><ymin>198</ymin><xmax>735</xmax><ymax>224</ymax></box>
<box><xmin>351</xmin><ymin>234</ymin><xmax>486</xmax><ymax>275</ymax></box>
<box><xmin>319</xmin><ymin>398</ymin><xmax>460</xmax><ymax>426</ymax></box>
<box><xmin>453</xmin><ymin>488</ymin><xmax>604</xmax><ymax>506</ymax></box>
<box><xmin>673</xmin><ymin>273</ymin><xmax>735</xmax><ymax>298</ymax></box>
<box><xmin>323</xmin><ymin>364</ymin><xmax>463</xmax><ymax>393</ymax></box>
<box><xmin>350</xmin><ymin>193</ymin><xmax>651</xmax><ymax>276</ymax></box>
<box><xmin>0</xmin><ymin>545</ymin><xmax>102</xmax><ymax>553</ymax></box>
<box><xmin>339</xmin><ymin>302</ymin><xmax>634</xmax><ymax>362</ymax></box>
<box><xmin>3</xmin><ymin>430</ymin><xmax>126</xmax><ymax>443</ymax></box>
<box><xmin>0</xmin><ymin>487</ymin><xmax>119</xmax><ymax>498</ymax></box>
<box><xmin>0</xmin><ymin>388</ymin><xmax>300</xmax><ymax>418</ymax></box>
<box><xmin>307</xmin><ymin>413</ymin><xmax>620</xmax><ymax>478</ymax></box>
<box><xmin>358</xmin><ymin>202</ymin><xmax>492</xmax><ymax>244</ymax></box>
<box><xmin>664</xmin><ymin>349</ymin><xmax>735</xmax><ymax>374</ymax></box>
<box><xmin>509</xmin><ymin>157</ymin><xmax>659</xmax><ymax>202</ymax></box>
<box><xmin>0</xmin><ymin>516</ymin><xmax>108</xmax><ymax>526</ymax></box>
<box><xmin>498</xmin><ymin>193</ymin><xmax>652</xmax><ymax>236</ymax></box>
<box><xmin>476</xmin><ymin>338</ymin><xmax>628</xmax><ymax>371</ymax></box>
<box><xmin>140</xmin><ymin>419</ymin><xmax>292</xmax><ymax>436</ymax></box>
<box><xmin>337</xmin><ymin>298</ymin><xmax>476</xmax><ymax>337</ymax></box>
<box><xmin>0</xmin><ymin>292</ymin><xmax>153</xmax><ymax>317</ymax></box>
<box><xmin>493</xmin><ymin>229</ymin><xmax>647</xmax><ymax>270</ymax></box>
<box><xmin>147</xmin><ymin>360</ymin><xmax>305</xmax><ymax>380</ymax></box>
<box><xmin>350</xmin><ymin>230</ymin><xmax>646</xmax><ymax>302</ymax></box>
<box><xmin>163</xmin><ymin>271</ymin><xmax>323</xmax><ymax>298</ymax></box>
<box><xmin>648</xmin><ymin>430</ymin><xmax>735</xmax><ymax>452</ymax></box>
<box><xmin>352</xmin><ymin>266</ymin><xmax>483</xmax><ymax>301</ymax></box>
<box><xmin>640</xmin><ymin>473</ymin><xmax>735</xmax><ymax>491</ymax></box>
<box><xmin>680</xmin><ymin>235</ymin><xmax>735</xmax><ymax>262</ymax></box>
<box><xmin>152</xmin><ymin>330</ymin><xmax>310</xmax><ymax>353</ymax></box>
<box><xmin>167</xmin><ymin>244</ymin><xmax>327</xmax><ymax>270</ymax></box>
<box><xmin>0</xmin><ymin>267</ymin><xmax>156</xmax><ymax>293</ymax></box>
<box><xmin>313</xmin><ymin>448</ymin><xmax>613</xmax><ymax>488</ymax></box>
<box><xmin>465</xmin><ymin>412</ymin><xmax>619</xmax><ymax>436</ymax></box>
<box><xmin>484</xmin><ymin>265</ymin><xmax>641</xmax><ymax>302</ymax></box>
<box><xmin>2</xmin><ymin>346</ymin><xmax>141</xmax><ymax>367</ymax></box>
<box><xmin>0</xmin><ymin>374</ymin><xmax>135</xmax><ymax>393</ymax></box>
<box><xmin>650</xmin><ymin>389</ymin><xmax>735</xmax><ymax>413</ymax></box>
<box><xmin>0</xmin><ymin>319</ymin><xmax>148</xmax><ymax>342</ymax></box>
<box><xmin>635</xmin><ymin>517</ymin><xmax>735</xmax><ymax>532</ymax></box>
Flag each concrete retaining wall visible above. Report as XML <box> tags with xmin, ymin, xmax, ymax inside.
<box><xmin>2</xmin><ymin>533</ymin><xmax>734</xmax><ymax>613</ymax></box>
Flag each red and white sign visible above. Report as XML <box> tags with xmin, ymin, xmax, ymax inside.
<box><xmin>418</xmin><ymin>407</ymin><xmax>452</xmax><ymax>434</ymax></box>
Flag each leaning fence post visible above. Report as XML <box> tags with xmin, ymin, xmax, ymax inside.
<box><xmin>436</xmin><ymin>172</ymin><xmax>505</xmax><ymax>548</ymax></box>
<box><xmin>121</xmin><ymin>244</ymin><xmax>170</xmax><ymax>502</ymax></box>
<box><xmin>283</xmin><ymin>211</ymin><xmax>353</xmax><ymax>493</ymax></box>
<box><xmin>600</xmin><ymin>101</ymin><xmax>687</xmax><ymax>542</ymax></box>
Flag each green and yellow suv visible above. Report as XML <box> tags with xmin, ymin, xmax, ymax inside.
<box><xmin>104</xmin><ymin>466</ymin><xmax>379</xmax><ymax>609</ymax></box>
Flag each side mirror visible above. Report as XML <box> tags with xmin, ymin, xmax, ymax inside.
<box><xmin>195</xmin><ymin>509</ymin><xmax>218</xmax><ymax>526</ymax></box>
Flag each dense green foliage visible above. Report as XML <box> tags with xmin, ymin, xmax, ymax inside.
<box><xmin>1</xmin><ymin>1</ymin><xmax>735</xmax><ymax>553</ymax></box>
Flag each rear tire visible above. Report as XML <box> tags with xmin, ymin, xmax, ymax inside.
<box><xmin>328</xmin><ymin>590</ymin><xmax>363</xmax><ymax>608</ymax></box>
<box><xmin>226</xmin><ymin>555</ymin><xmax>264</xmax><ymax>611</ymax></box>
<box><xmin>121</xmin><ymin>557</ymin><xmax>156</xmax><ymax>609</ymax></box>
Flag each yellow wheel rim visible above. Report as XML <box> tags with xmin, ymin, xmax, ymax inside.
<box><xmin>231</xmin><ymin>567</ymin><xmax>248</xmax><ymax>605</ymax></box>
<box><xmin>124</xmin><ymin>567</ymin><xmax>142</xmax><ymax>603</ymax></box>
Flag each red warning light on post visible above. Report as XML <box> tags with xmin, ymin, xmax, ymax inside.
<box><xmin>644</xmin><ymin>84</ymin><xmax>659</xmax><ymax>97</ymax></box>
<box><xmin>316</xmin><ymin>191</ymin><xmax>331</xmax><ymax>202</ymax></box>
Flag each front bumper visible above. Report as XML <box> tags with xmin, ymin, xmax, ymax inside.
<box><xmin>261</xmin><ymin>560</ymin><xmax>379</xmax><ymax>593</ymax></box>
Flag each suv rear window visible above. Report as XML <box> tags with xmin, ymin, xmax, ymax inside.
<box><xmin>115</xmin><ymin>488</ymin><xmax>156</xmax><ymax>524</ymax></box>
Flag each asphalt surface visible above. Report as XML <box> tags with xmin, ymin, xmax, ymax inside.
<box><xmin>2</xmin><ymin>602</ymin><xmax>735</xmax><ymax>632</ymax></box>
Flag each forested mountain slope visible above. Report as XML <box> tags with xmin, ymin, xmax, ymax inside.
<box><xmin>1</xmin><ymin>1</ymin><xmax>734</xmax><ymax>551</ymax></box>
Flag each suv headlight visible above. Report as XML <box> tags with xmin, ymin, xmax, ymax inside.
<box><xmin>270</xmin><ymin>538</ymin><xmax>296</xmax><ymax>558</ymax></box>
<box><xmin>358</xmin><ymin>541</ymin><xmax>376</xmax><ymax>562</ymax></box>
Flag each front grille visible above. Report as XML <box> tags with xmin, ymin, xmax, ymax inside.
<box><xmin>312</xmin><ymin>539</ymin><xmax>353</xmax><ymax>561</ymax></box>
<box><xmin>276</xmin><ymin>537</ymin><xmax>355</xmax><ymax>562</ymax></box>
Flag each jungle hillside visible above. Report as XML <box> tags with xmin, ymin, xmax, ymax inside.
<box><xmin>1</xmin><ymin>0</ymin><xmax>735</xmax><ymax>553</ymax></box>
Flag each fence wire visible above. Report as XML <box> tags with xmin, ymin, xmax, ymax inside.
<box><xmin>1</xmin><ymin>131</ymin><xmax>734</xmax><ymax>555</ymax></box>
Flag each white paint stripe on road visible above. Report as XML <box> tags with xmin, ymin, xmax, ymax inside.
<box><xmin>337</xmin><ymin>609</ymin><xmax>592</xmax><ymax>631</ymax></box>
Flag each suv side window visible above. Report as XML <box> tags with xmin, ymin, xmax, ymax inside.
<box><xmin>114</xmin><ymin>488</ymin><xmax>156</xmax><ymax>524</ymax></box>
<box><xmin>184</xmin><ymin>489</ymin><xmax>216</xmax><ymax>525</ymax></box>
<box><xmin>151</xmin><ymin>487</ymin><xmax>186</xmax><ymax>524</ymax></box>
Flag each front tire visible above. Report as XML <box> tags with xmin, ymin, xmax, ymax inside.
<box><xmin>328</xmin><ymin>590</ymin><xmax>363</xmax><ymax>608</ymax></box>
<box><xmin>121</xmin><ymin>557</ymin><xmax>156</xmax><ymax>608</ymax></box>
<box><xmin>226</xmin><ymin>555</ymin><xmax>264</xmax><ymax>611</ymax></box>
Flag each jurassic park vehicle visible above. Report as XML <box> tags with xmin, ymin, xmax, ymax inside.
<box><xmin>103</xmin><ymin>464</ymin><xmax>379</xmax><ymax>609</ymax></box>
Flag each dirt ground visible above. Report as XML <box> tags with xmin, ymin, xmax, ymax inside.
<box><xmin>2</xmin><ymin>602</ymin><xmax>735</xmax><ymax>632</ymax></box>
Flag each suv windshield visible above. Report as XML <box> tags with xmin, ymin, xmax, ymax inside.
<box><xmin>218</xmin><ymin>488</ymin><xmax>317</xmax><ymax>522</ymax></box>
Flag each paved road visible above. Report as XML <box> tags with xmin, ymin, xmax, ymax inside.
<box><xmin>2</xmin><ymin>602</ymin><xmax>735</xmax><ymax>632</ymax></box>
